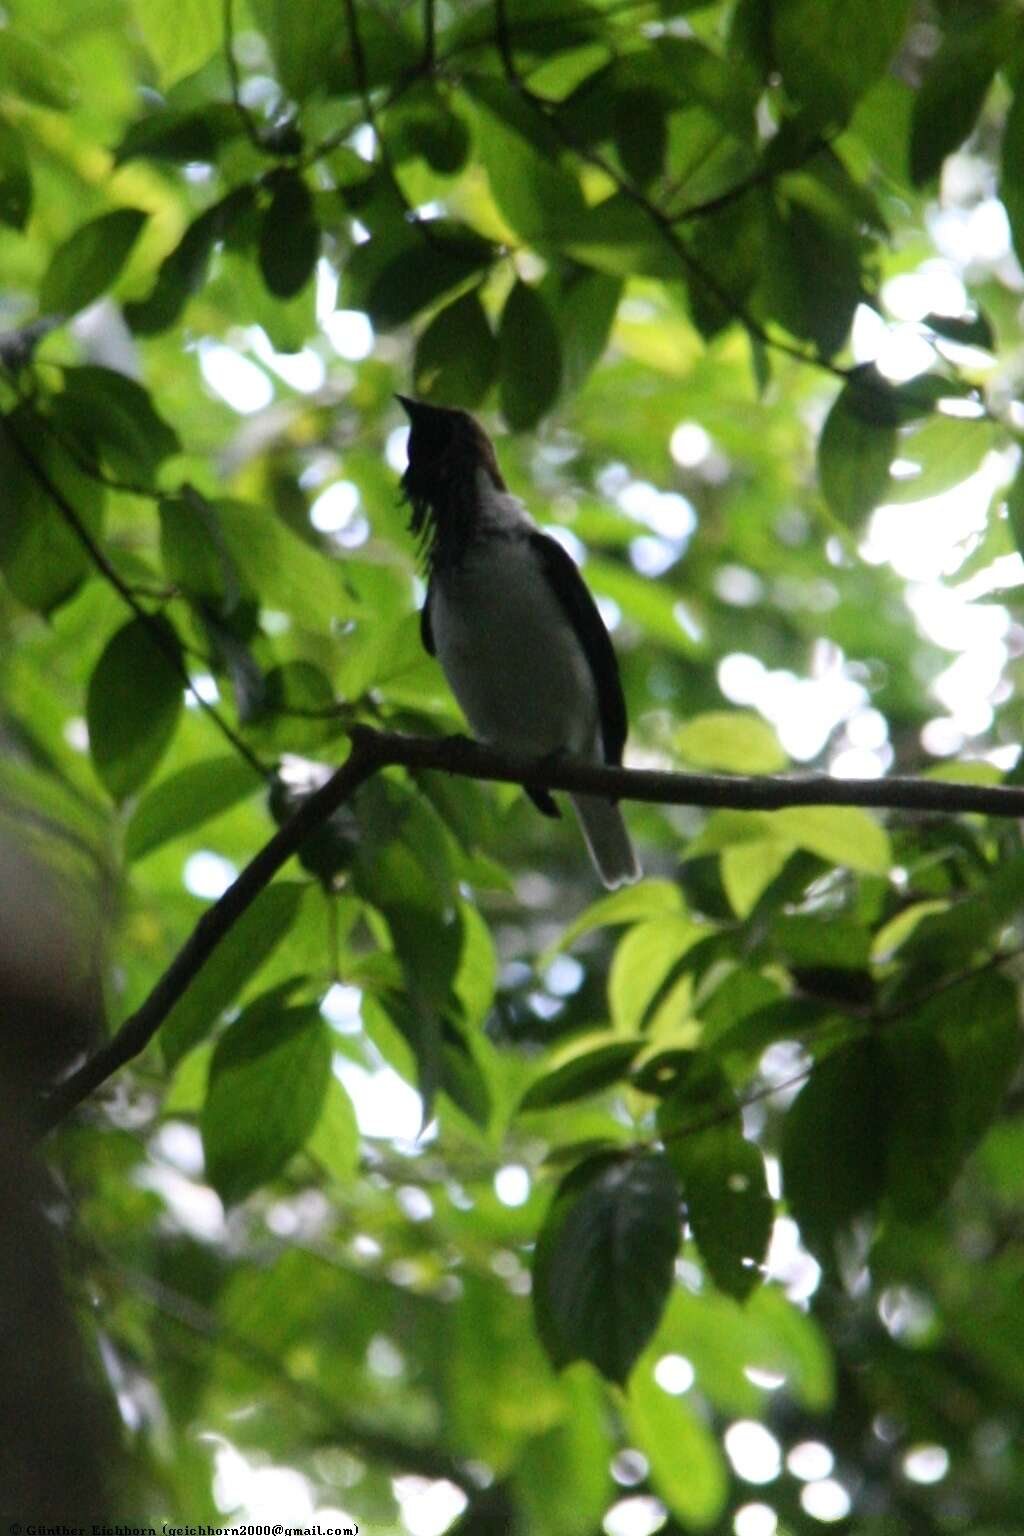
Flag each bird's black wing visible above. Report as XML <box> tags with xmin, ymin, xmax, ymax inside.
<box><xmin>528</xmin><ymin>531</ymin><xmax>628</xmax><ymax>765</ymax></box>
<box><xmin>420</xmin><ymin>583</ymin><xmax>435</xmax><ymax>656</ymax></box>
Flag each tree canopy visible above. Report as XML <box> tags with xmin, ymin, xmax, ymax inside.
<box><xmin>3</xmin><ymin>0</ymin><xmax>1024</xmax><ymax>1531</ymax></box>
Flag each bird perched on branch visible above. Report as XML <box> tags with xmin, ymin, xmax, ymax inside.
<box><xmin>398</xmin><ymin>395</ymin><xmax>640</xmax><ymax>889</ymax></box>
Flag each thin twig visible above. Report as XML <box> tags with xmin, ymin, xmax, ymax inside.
<box><xmin>423</xmin><ymin>0</ymin><xmax>436</xmax><ymax>71</ymax></box>
<box><xmin>2</xmin><ymin>415</ymin><xmax>269</xmax><ymax>777</ymax></box>
<box><xmin>223</xmin><ymin>0</ymin><xmax>267</xmax><ymax>152</ymax></box>
<box><xmin>34</xmin><ymin>725</ymin><xmax>1024</xmax><ymax>1137</ymax></box>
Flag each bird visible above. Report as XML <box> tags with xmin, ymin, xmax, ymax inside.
<box><xmin>397</xmin><ymin>395</ymin><xmax>640</xmax><ymax>889</ymax></box>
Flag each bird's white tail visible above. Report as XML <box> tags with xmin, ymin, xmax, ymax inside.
<box><xmin>570</xmin><ymin>794</ymin><xmax>641</xmax><ymax>890</ymax></box>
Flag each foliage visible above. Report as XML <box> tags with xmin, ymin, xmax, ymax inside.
<box><xmin>2</xmin><ymin>0</ymin><xmax>1024</xmax><ymax>1530</ymax></box>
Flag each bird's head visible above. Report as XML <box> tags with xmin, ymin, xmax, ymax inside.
<box><xmin>397</xmin><ymin>396</ymin><xmax>506</xmax><ymax>566</ymax></box>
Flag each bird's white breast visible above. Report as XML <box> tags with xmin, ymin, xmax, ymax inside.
<box><xmin>430</xmin><ymin>487</ymin><xmax>599</xmax><ymax>758</ymax></box>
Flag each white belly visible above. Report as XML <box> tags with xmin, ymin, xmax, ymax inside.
<box><xmin>431</xmin><ymin>538</ymin><xmax>600</xmax><ymax>758</ymax></box>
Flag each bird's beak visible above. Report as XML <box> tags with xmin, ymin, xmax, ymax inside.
<box><xmin>396</xmin><ymin>393</ymin><xmax>426</xmax><ymax>422</ymax></box>
<box><xmin>396</xmin><ymin>393</ymin><xmax>451</xmax><ymax>426</ymax></box>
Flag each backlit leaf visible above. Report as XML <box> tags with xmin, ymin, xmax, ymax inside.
<box><xmin>86</xmin><ymin>616</ymin><xmax>184</xmax><ymax>801</ymax></box>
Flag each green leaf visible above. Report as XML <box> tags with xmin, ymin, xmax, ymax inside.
<box><xmin>52</xmin><ymin>366</ymin><xmax>180</xmax><ymax>488</ymax></box>
<box><xmin>545</xmin><ymin>879</ymin><xmax>686</xmax><ymax>962</ymax></box>
<box><xmin>818</xmin><ymin>381</ymin><xmax>896</xmax><ymax>525</ymax></box>
<box><xmin>609</xmin><ymin>916</ymin><xmax>703</xmax><ymax>1034</ymax></box>
<box><xmin>564</xmin><ymin>192</ymin><xmax>680</xmax><ymax>280</ymax></box>
<box><xmin>655</xmin><ymin>1051</ymin><xmax>772</xmax><ymax>1298</ymax></box>
<box><xmin>909</xmin><ymin>6</ymin><xmax>1013</xmax><ymax>185</ymax></box>
<box><xmin>781</xmin><ymin>1038</ymin><xmax>888</xmax><ymax>1260</ymax></box>
<box><xmin>520</xmin><ymin>1034</ymin><xmax>643</xmax><ymax>1111</ymax></box>
<box><xmin>923</xmin><ymin>309</ymin><xmax>995</xmax><ymax>349</ymax></box>
<box><xmin>772</xmin><ymin>0</ymin><xmax>913</xmax><ymax>122</ymax></box>
<box><xmin>498</xmin><ymin>280</ymin><xmax>563</xmax><ymax>430</ymax></box>
<box><xmin>125</xmin><ymin>756</ymin><xmax>265</xmax><ymax>862</ymax></box>
<box><xmin>772</xmin><ymin>806</ymin><xmax>891</xmax><ymax>875</ymax></box>
<box><xmin>533</xmin><ymin>1152</ymin><xmax>681</xmax><ymax>1383</ymax></box>
<box><xmin>549</xmin><ymin>266</ymin><xmax>622</xmax><ymax>394</ymax></box>
<box><xmin>675</xmin><ymin>711</ymin><xmax>787</xmax><ymax>774</ymax></box>
<box><xmin>627</xmin><ymin>1367</ymin><xmax>729</xmax><ymax>1530</ymax></box>
<box><xmin>131</xmin><ymin>0</ymin><xmax>224</xmax><ymax>87</ymax></box>
<box><xmin>1002</xmin><ymin>84</ymin><xmax>1024</xmax><ymax>268</ymax></box>
<box><xmin>86</xmin><ymin>616</ymin><xmax>184</xmax><ymax>801</ymax></box>
<box><xmin>202</xmin><ymin>999</ymin><xmax>332</xmax><ymax>1204</ymax></box>
<box><xmin>760</xmin><ymin>191</ymin><xmax>863</xmax><ymax>357</ymax></box>
<box><xmin>162</xmin><ymin>883</ymin><xmax>308</xmax><ymax>1064</ymax></box>
<box><xmin>0</xmin><ymin>407</ymin><xmax>104</xmax><ymax>613</ymax></box>
<box><xmin>113</xmin><ymin>103</ymin><xmax>244</xmax><ymax>166</ymax></box>
<box><xmin>40</xmin><ymin>208</ymin><xmax>147</xmax><ymax>317</ymax></box>
<box><xmin>1007</xmin><ymin>460</ymin><xmax>1024</xmax><ymax>558</ymax></box>
<box><xmin>259</xmin><ymin>172</ymin><xmax>319</xmax><ymax>299</ymax></box>
<box><xmin>462</xmin><ymin>74</ymin><xmax>587</xmax><ymax>241</ymax></box>
<box><xmin>348</xmin><ymin>222</ymin><xmax>495</xmax><ymax>329</ymax></box>
<box><xmin>413</xmin><ymin>289</ymin><xmax>499</xmax><ymax>408</ymax></box>
<box><xmin>0</xmin><ymin>116</ymin><xmax>31</xmax><ymax>229</ymax></box>
<box><xmin>882</xmin><ymin>414</ymin><xmax>995</xmax><ymax>504</ymax></box>
<box><xmin>126</xmin><ymin>187</ymin><xmax>255</xmax><ymax>335</ymax></box>
<box><xmin>0</xmin><ymin>26</ymin><xmax>76</xmax><ymax>109</ymax></box>
<box><xmin>162</xmin><ymin>493</ymin><xmax>351</xmax><ymax>632</ymax></box>
<box><xmin>671</xmin><ymin>1127</ymin><xmax>772</xmax><ymax>1299</ymax></box>
<box><xmin>306</xmin><ymin>1073</ymin><xmax>360</xmax><ymax>1185</ymax></box>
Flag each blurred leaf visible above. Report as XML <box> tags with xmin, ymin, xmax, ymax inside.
<box><xmin>772</xmin><ymin>0</ymin><xmax>913</xmax><ymax>122</ymax></box>
<box><xmin>1002</xmin><ymin>83</ymin><xmax>1024</xmax><ymax>268</ymax></box>
<box><xmin>413</xmin><ymin>288</ymin><xmax>498</xmax><ymax>408</ymax></box>
<box><xmin>628</xmin><ymin>1367</ymin><xmax>729</xmax><ymax>1529</ymax></box>
<box><xmin>547</xmin><ymin>264</ymin><xmax>622</xmax><ymax>394</ymax></box>
<box><xmin>307</xmin><ymin>1072</ymin><xmax>360</xmax><ymax>1184</ymax></box>
<box><xmin>126</xmin><ymin>187</ymin><xmax>255</xmax><ymax>334</ymax></box>
<box><xmin>125</xmin><ymin>756</ymin><xmax>264</xmax><ymax>862</ymax></box>
<box><xmin>923</xmin><ymin>309</ymin><xmax>995</xmax><ymax>349</ymax></box>
<box><xmin>202</xmin><ymin>999</ymin><xmax>332</xmax><ymax>1204</ymax></box>
<box><xmin>348</xmin><ymin>221</ymin><xmax>495</xmax><ymax>329</ymax></box>
<box><xmin>609</xmin><ymin>915</ymin><xmax>703</xmax><ymax>1033</ymax></box>
<box><xmin>0</xmin><ymin>116</ymin><xmax>31</xmax><ymax>228</ymax></box>
<box><xmin>162</xmin><ymin>883</ymin><xmax>307</xmax><ymax>1064</ymax></box>
<box><xmin>0</xmin><ymin>26</ymin><xmax>76</xmax><ymax>108</ymax></box>
<box><xmin>131</xmin><ymin>0</ymin><xmax>224</xmax><ymax>86</ymax></box>
<box><xmin>773</xmin><ymin>806</ymin><xmax>891</xmax><ymax>875</ymax></box>
<box><xmin>782</xmin><ymin>1037</ymin><xmax>888</xmax><ymax>1259</ymax></box>
<box><xmin>760</xmin><ymin>191</ymin><xmax>863</xmax><ymax>356</ymax></box>
<box><xmin>40</xmin><ymin>208</ymin><xmax>147</xmax><ymax>317</ymax></box>
<box><xmin>86</xmin><ymin>616</ymin><xmax>184</xmax><ymax>800</ymax></box>
<box><xmin>52</xmin><ymin>366</ymin><xmax>180</xmax><ymax>487</ymax></box>
<box><xmin>533</xmin><ymin>1152</ymin><xmax>680</xmax><ymax>1383</ymax></box>
<box><xmin>883</xmin><ymin>414</ymin><xmax>995</xmax><ymax>504</ymax></box>
<box><xmin>656</xmin><ymin>1051</ymin><xmax>772</xmax><ymax>1298</ymax></box>
<box><xmin>818</xmin><ymin>381</ymin><xmax>896</xmax><ymax>525</ymax></box>
<box><xmin>676</xmin><ymin>712</ymin><xmax>787</xmax><ymax>773</ymax></box>
<box><xmin>462</xmin><ymin>74</ymin><xmax>587</xmax><ymax>240</ymax></box>
<box><xmin>113</xmin><ymin>103</ymin><xmax>244</xmax><ymax>165</ymax></box>
<box><xmin>259</xmin><ymin>171</ymin><xmax>319</xmax><ymax>298</ymax></box>
<box><xmin>498</xmin><ymin>280</ymin><xmax>562</xmax><ymax>430</ymax></box>
<box><xmin>520</xmin><ymin>1034</ymin><xmax>643</xmax><ymax>1111</ymax></box>
<box><xmin>909</xmin><ymin>6</ymin><xmax>1013</xmax><ymax>185</ymax></box>
<box><xmin>544</xmin><ymin>879</ymin><xmax>685</xmax><ymax>964</ymax></box>
<box><xmin>0</xmin><ymin>407</ymin><xmax>104</xmax><ymax>613</ymax></box>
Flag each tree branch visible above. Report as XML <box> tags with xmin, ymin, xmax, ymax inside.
<box><xmin>34</xmin><ymin>725</ymin><xmax>1024</xmax><ymax>1138</ymax></box>
<box><xmin>34</xmin><ymin>730</ymin><xmax>383</xmax><ymax>1138</ymax></box>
